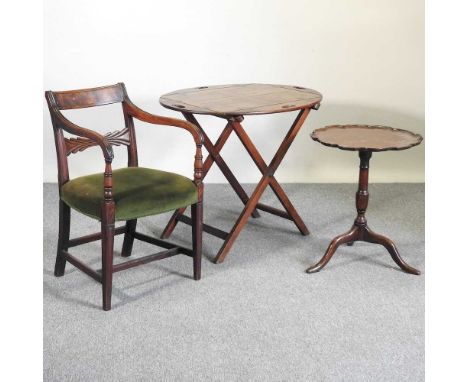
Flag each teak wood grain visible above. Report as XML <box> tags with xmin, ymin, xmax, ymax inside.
<box><xmin>46</xmin><ymin>82</ymin><xmax>204</xmax><ymax>311</ymax></box>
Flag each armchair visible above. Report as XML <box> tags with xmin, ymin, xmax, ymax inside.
<box><xmin>45</xmin><ymin>83</ymin><xmax>203</xmax><ymax>311</ymax></box>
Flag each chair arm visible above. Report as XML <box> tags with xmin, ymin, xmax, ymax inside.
<box><xmin>122</xmin><ymin>99</ymin><xmax>204</xmax><ymax>184</ymax></box>
<box><xmin>49</xmin><ymin>105</ymin><xmax>114</xmax><ymax>162</ymax></box>
<box><xmin>54</xmin><ymin>112</ymin><xmax>115</xmax><ymax>200</ymax></box>
<box><xmin>122</xmin><ymin>99</ymin><xmax>203</xmax><ymax>146</ymax></box>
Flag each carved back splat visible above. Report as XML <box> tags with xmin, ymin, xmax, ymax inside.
<box><xmin>65</xmin><ymin>128</ymin><xmax>131</xmax><ymax>156</ymax></box>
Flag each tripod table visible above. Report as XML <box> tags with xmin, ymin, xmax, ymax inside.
<box><xmin>159</xmin><ymin>84</ymin><xmax>322</xmax><ymax>263</ymax></box>
<box><xmin>305</xmin><ymin>125</ymin><xmax>423</xmax><ymax>275</ymax></box>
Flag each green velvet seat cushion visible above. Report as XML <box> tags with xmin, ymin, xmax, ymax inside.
<box><xmin>61</xmin><ymin>167</ymin><xmax>198</xmax><ymax>221</ymax></box>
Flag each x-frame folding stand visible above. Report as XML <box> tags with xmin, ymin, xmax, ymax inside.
<box><xmin>162</xmin><ymin>107</ymin><xmax>317</xmax><ymax>263</ymax></box>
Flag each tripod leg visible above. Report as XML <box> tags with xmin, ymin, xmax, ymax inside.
<box><xmin>306</xmin><ymin>226</ymin><xmax>359</xmax><ymax>273</ymax></box>
<box><xmin>363</xmin><ymin>226</ymin><xmax>420</xmax><ymax>275</ymax></box>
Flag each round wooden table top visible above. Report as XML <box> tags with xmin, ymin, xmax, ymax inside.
<box><xmin>160</xmin><ymin>83</ymin><xmax>322</xmax><ymax>117</ymax></box>
<box><xmin>311</xmin><ymin>125</ymin><xmax>423</xmax><ymax>152</ymax></box>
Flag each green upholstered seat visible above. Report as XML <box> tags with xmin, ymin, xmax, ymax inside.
<box><xmin>61</xmin><ymin>167</ymin><xmax>198</xmax><ymax>221</ymax></box>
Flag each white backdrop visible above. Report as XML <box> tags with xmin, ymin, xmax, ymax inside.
<box><xmin>44</xmin><ymin>0</ymin><xmax>424</xmax><ymax>183</ymax></box>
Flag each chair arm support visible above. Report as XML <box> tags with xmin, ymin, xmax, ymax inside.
<box><xmin>51</xmin><ymin>110</ymin><xmax>115</xmax><ymax>200</ymax></box>
<box><xmin>54</xmin><ymin>112</ymin><xmax>115</xmax><ymax>199</ymax></box>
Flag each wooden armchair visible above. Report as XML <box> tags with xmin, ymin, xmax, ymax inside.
<box><xmin>45</xmin><ymin>83</ymin><xmax>204</xmax><ymax>311</ymax></box>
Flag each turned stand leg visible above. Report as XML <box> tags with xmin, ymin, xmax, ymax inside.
<box><xmin>306</xmin><ymin>150</ymin><xmax>420</xmax><ymax>275</ymax></box>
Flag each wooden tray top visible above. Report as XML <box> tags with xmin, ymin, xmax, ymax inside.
<box><xmin>160</xmin><ymin>83</ymin><xmax>322</xmax><ymax>117</ymax></box>
<box><xmin>311</xmin><ymin>125</ymin><xmax>423</xmax><ymax>152</ymax></box>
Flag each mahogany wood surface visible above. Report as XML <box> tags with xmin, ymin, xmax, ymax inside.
<box><xmin>306</xmin><ymin>125</ymin><xmax>422</xmax><ymax>275</ymax></box>
<box><xmin>160</xmin><ymin>83</ymin><xmax>321</xmax><ymax>117</ymax></box>
<box><xmin>311</xmin><ymin>124</ymin><xmax>423</xmax><ymax>152</ymax></box>
<box><xmin>53</xmin><ymin>83</ymin><xmax>124</xmax><ymax>110</ymax></box>
<box><xmin>161</xmin><ymin>84</ymin><xmax>322</xmax><ymax>263</ymax></box>
<box><xmin>46</xmin><ymin>83</ymin><xmax>204</xmax><ymax>311</ymax></box>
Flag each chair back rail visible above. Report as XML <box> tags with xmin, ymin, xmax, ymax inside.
<box><xmin>52</xmin><ymin>84</ymin><xmax>125</xmax><ymax>110</ymax></box>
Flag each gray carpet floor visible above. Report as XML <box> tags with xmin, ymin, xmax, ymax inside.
<box><xmin>43</xmin><ymin>183</ymin><xmax>424</xmax><ymax>382</ymax></box>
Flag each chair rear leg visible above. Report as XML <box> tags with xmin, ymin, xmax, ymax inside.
<box><xmin>191</xmin><ymin>202</ymin><xmax>203</xmax><ymax>280</ymax></box>
<box><xmin>55</xmin><ymin>200</ymin><xmax>71</xmax><ymax>277</ymax></box>
<box><xmin>121</xmin><ymin>219</ymin><xmax>137</xmax><ymax>257</ymax></box>
<box><xmin>101</xmin><ymin>203</ymin><xmax>115</xmax><ymax>311</ymax></box>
